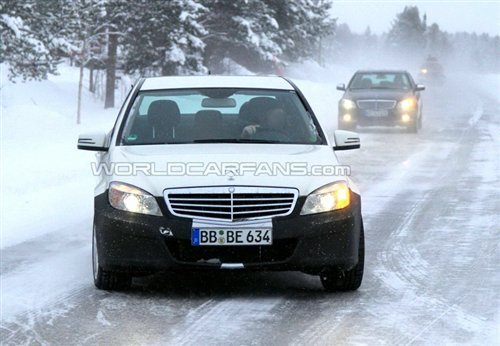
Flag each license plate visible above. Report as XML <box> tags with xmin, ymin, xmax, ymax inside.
<box><xmin>365</xmin><ymin>110</ymin><xmax>388</xmax><ymax>117</ymax></box>
<box><xmin>191</xmin><ymin>228</ymin><xmax>272</xmax><ymax>246</ymax></box>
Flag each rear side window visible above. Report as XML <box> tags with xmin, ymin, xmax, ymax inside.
<box><xmin>119</xmin><ymin>88</ymin><xmax>324</xmax><ymax>145</ymax></box>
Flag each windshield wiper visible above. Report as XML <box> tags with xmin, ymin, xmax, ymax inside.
<box><xmin>350</xmin><ymin>87</ymin><xmax>403</xmax><ymax>90</ymax></box>
<box><xmin>123</xmin><ymin>141</ymin><xmax>192</xmax><ymax>145</ymax></box>
<box><xmin>192</xmin><ymin>138</ymin><xmax>282</xmax><ymax>144</ymax></box>
<box><xmin>123</xmin><ymin>138</ymin><xmax>286</xmax><ymax>145</ymax></box>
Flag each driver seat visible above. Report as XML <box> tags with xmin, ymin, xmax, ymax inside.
<box><xmin>359</xmin><ymin>78</ymin><xmax>372</xmax><ymax>89</ymax></box>
<box><xmin>147</xmin><ymin>100</ymin><xmax>181</xmax><ymax>143</ymax></box>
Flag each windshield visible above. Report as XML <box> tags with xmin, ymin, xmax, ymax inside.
<box><xmin>349</xmin><ymin>72</ymin><xmax>411</xmax><ymax>90</ymax></box>
<box><xmin>119</xmin><ymin>88</ymin><xmax>324</xmax><ymax>145</ymax></box>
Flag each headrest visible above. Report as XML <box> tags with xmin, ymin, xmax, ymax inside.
<box><xmin>195</xmin><ymin>110</ymin><xmax>222</xmax><ymax>125</ymax></box>
<box><xmin>239</xmin><ymin>97</ymin><xmax>280</xmax><ymax>123</ymax></box>
<box><xmin>147</xmin><ymin>100</ymin><xmax>181</xmax><ymax>128</ymax></box>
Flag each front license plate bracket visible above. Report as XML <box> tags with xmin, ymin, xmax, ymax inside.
<box><xmin>192</xmin><ymin>228</ymin><xmax>272</xmax><ymax>246</ymax></box>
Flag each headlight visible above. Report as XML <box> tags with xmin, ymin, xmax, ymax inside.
<box><xmin>341</xmin><ymin>99</ymin><xmax>356</xmax><ymax>110</ymax></box>
<box><xmin>108</xmin><ymin>182</ymin><xmax>162</xmax><ymax>216</ymax></box>
<box><xmin>420</xmin><ymin>68</ymin><xmax>428</xmax><ymax>74</ymax></box>
<box><xmin>300</xmin><ymin>181</ymin><xmax>350</xmax><ymax>215</ymax></box>
<box><xmin>398</xmin><ymin>98</ymin><xmax>417</xmax><ymax>111</ymax></box>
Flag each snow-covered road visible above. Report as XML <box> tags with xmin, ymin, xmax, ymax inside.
<box><xmin>1</xmin><ymin>70</ymin><xmax>499</xmax><ymax>345</ymax></box>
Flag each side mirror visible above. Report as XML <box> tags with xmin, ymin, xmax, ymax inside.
<box><xmin>78</xmin><ymin>132</ymin><xmax>109</xmax><ymax>151</ymax></box>
<box><xmin>336</xmin><ymin>83</ymin><xmax>346</xmax><ymax>91</ymax></box>
<box><xmin>415</xmin><ymin>84</ymin><xmax>425</xmax><ymax>91</ymax></box>
<box><xmin>333</xmin><ymin>130</ymin><xmax>360</xmax><ymax>150</ymax></box>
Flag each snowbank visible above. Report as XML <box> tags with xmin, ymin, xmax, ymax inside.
<box><xmin>1</xmin><ymin>64</ymin><xmax>118</xmax><ymax>248</ymax></box>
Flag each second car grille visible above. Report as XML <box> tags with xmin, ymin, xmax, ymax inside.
<box><xmin>164</xmin><ymin>186</ymin><xmax>298</xmax><ymax>221</ymax></box>
<box><xmin>356</xmin><ymin>100</ymin><xmax>397</xmax><ymax>110</ymax></box>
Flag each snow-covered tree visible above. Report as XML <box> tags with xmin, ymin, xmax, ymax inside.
<box><xmin>121</xmin><ymin>0</ymin><xmax>207</xmax><ymax>76</ymax></box>
<box><xmin>200</xmin><ymin>0</ymin><xmax>281</xmax><ymax>73</ymax></box>
<box><xmin>450</xmin><ymin>31</ymin><xmax>500</xmax><ymax>72</ymax></box>
<box><xmin>425</xmin><ymin>23</ymin><xmax>452</xmax><ymax>59</ymax></box>
<box><xmin>0</xmin><ymin>0</ymin><xmax>69</xmax><ymax>81</ymax></box>
<box><xmin>200</xmin><ymin>0</ymin><xmax>334</xmax><ymax>73</ymax></box>
<box><xmin>265</xmin><ymin>0</ymin><xmax>335</xmax><ymax>63</ymax></box>
<box><xmin>360</xmin><ymin>26</ymin><xmax>378</xmax><ymax>54</ymax></box>
<box><xmin>60</xmin><ymin>1</ymin><xmax>103</xmax><ymax>123</ymax></box>
<box><xmin>386</xmin><ymin>6</ymin><xmax>426</xmax><ymax>58</ymax></box>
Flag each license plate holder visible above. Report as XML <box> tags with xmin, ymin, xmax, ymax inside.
<box><xmin>365</xmin><ymin>110</ymin><xmax>388</xmax><ymax>117</ymax></box>
<box><xmin>191</xmin><ymin>228</ymin><xmax>272</xmax><ymax>246</ymax></box>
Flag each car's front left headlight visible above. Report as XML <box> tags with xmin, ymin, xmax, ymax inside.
<box><xmin>108</xmin><ymin>182</ymin><xmax>162</xmax><ymax>216</ymax></box>
<box><xmin>300</xmin><ymin>181</ymin><xmax>350</xmax><ymax>215</ymax></box>
<box><xmin>341</xmin><ymin>99</ymin><xmax>356</xmax><ymax>110</ymax></box>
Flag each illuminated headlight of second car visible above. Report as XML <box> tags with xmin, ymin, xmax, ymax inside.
<box><xmin>108</xmin><ymin>182</ymin><xmax>162</xmax><ymax>216</ymax></box>
<box><xmin>300</xmin><ymin>181</ymin><xmax>350</xmax><ymax>215</ymax></box>
<box><xmin>341</xmin><ymin>99</ymin><xmax>356</xmax><ymax>110</ymax></box>
<box><xmin>398</xmin><ymin>98</ymin><xmax>417</xmax><ymax>111</ymax></box>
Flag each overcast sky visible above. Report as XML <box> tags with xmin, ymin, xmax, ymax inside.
<box><xmin>331</xmin><ymin>1</ymin><xmax>500</xmax><ymax>36</ymax></box>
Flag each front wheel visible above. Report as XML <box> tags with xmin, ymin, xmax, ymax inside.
<box><xmin>93</xmin><ymin>226</ymin><xmax>132</xmax><ymax>290</ymax></box>
<box><xmin>418</xmin><ymin>106</ymin><xmax>423</xmax><ymax>129</ymax></box>
<box><xmin>320</xmin><ymin>222</ymin><xmax>364</xmax><ymax>291</ymax></box>
<box><xmin>406</xmin><ymin>120</ymin><xmax>418</xmax><ymax>133</ymax></box>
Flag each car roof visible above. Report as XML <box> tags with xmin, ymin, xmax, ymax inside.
<box><xmin>140</xmin><ymin>75</ymin><xmax>294</xmax><ymax>91</ymax></box>
<box><xmin>355</xmin><ymin>70</ymin><xmax>409</xmax><ymax>74</ymax></box>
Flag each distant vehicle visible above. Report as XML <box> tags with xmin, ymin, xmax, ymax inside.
<box><xmin>337</xmin><ymin>70</ymin><xmax>425</xmax><ymax>133</ymax></box>
<box><xmin>78</xmin><ymin>75</ymin><xmax>365</xmax><ymax>292</ymax></box>
<box><xmin>419</xmin><ymin>56</ymin><xmax>445</xmax><ymax>85</ymax></box>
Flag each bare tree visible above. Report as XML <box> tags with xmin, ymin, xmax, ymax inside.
<box><xmin>104</xmin><ymin>32</ymin><xmax>117</xmax><ymax>108</ymax></box>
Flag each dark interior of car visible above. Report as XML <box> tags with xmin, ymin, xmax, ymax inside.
<box><xmin>123</xmin><ymin>96</ymin><xmax>314</xmax><ymax>144</ymax></box>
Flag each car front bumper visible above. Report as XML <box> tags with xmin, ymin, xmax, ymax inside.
<box><xmin>339</xmin><ymin>107</ymin><xmax>418</xmax><ymax>127</ymax></box>
<box><xmin>94</xmin><ymin>190</ymin><xmax>362</xmax><ymax>275</ymax></box>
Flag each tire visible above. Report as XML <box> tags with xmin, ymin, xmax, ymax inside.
<box><xmin>320</xmin><ymin>222</ymin><xmax>364</xmax><ymax>292</ymax></box>
<box><xmin>93</xmin><ymin>226</ymin><xmax>132</xmax><ymax>290</ymax></box>
<box><xmin>418</xmin><ymin>107</ymin><xmax>423</xmax><ymax>130</ymax></box>
<box><xmin>406</xmin><ymin>121</ymin><xmax>418</xmax><ymax>133</ymax></box>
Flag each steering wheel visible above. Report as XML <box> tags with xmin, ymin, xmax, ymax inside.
<box><xmin>254</xmin><ymin>128</ymin><xmax>291</xmax><ymax>141</ymax></box>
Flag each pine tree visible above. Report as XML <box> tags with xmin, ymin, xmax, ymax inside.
<box><xmin>200</xmin><ymin>0</ymin><xmax>281</xmax><ymax>73</ymax></box>
<box><xmin>425</xmin><ymin>23</ymin><xmax>452</xmax><ymax>59</ymax></box>
<box><xmin>386</xmin><ymin>6</ymin><xmax>426</xmax><ymax>58</ymax></box>
<box><xmin>265</xmin><ymin>0</ymin><xmax>335</xmax><ymax>63</ymax></box>
<box><xmin>0</xmin><ymin>0</ymin><xmax>68</xmax><ymax>81</ymax></box>
<box><xmin>121</xmin><ymin>0</ymin><xmax>207</xmax><ymax>76</ymax></box>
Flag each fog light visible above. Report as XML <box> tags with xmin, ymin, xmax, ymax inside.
<box><xmin>343</xmin><ymin>114</ymin><xmax>352</xmax><ymax>122</ymax></box>
<box><xmin>401</xmin><ymin>114</ymin><xmax>410</xmax><ymax>122</ymax></box>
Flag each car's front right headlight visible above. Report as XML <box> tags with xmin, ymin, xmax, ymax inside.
<box><xmin>341</xmin><ymin>99</ymin><xmax>356</xmax><ymax>110</ymax></box>
<box><xmin>398</xmin><ymin>97</ymin><xmax>417</xmax><ymax>111</ymax></box>
<box><xmin>300</xmin><ymin>181</ymin><xmax>350</xmax><ymax>215</ymax></box>
<box><xmin>108</xmin><ymin>182</ymin><xmax>162</xmax><ymax>216</ymax></box>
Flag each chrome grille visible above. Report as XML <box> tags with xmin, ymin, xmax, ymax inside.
<box><xmin>356</xmin><ymin>99</ymin><xmax>397</xmax><ymax>110</ymax></box>
<box><xmin>164</xmin><ymin>187</ymin><xmax>298</xmax><ymax>221</ymax></box>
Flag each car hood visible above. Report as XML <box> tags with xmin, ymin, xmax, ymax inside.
<box><xmin>344</xmin><ymin>89</ymin><xmax>411</xmax><ymax>101</ymax></box>
<box><xmin>103</xmin><ymin>144</ymin><xmax>354</xmax><ymax>197</ymax></box>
